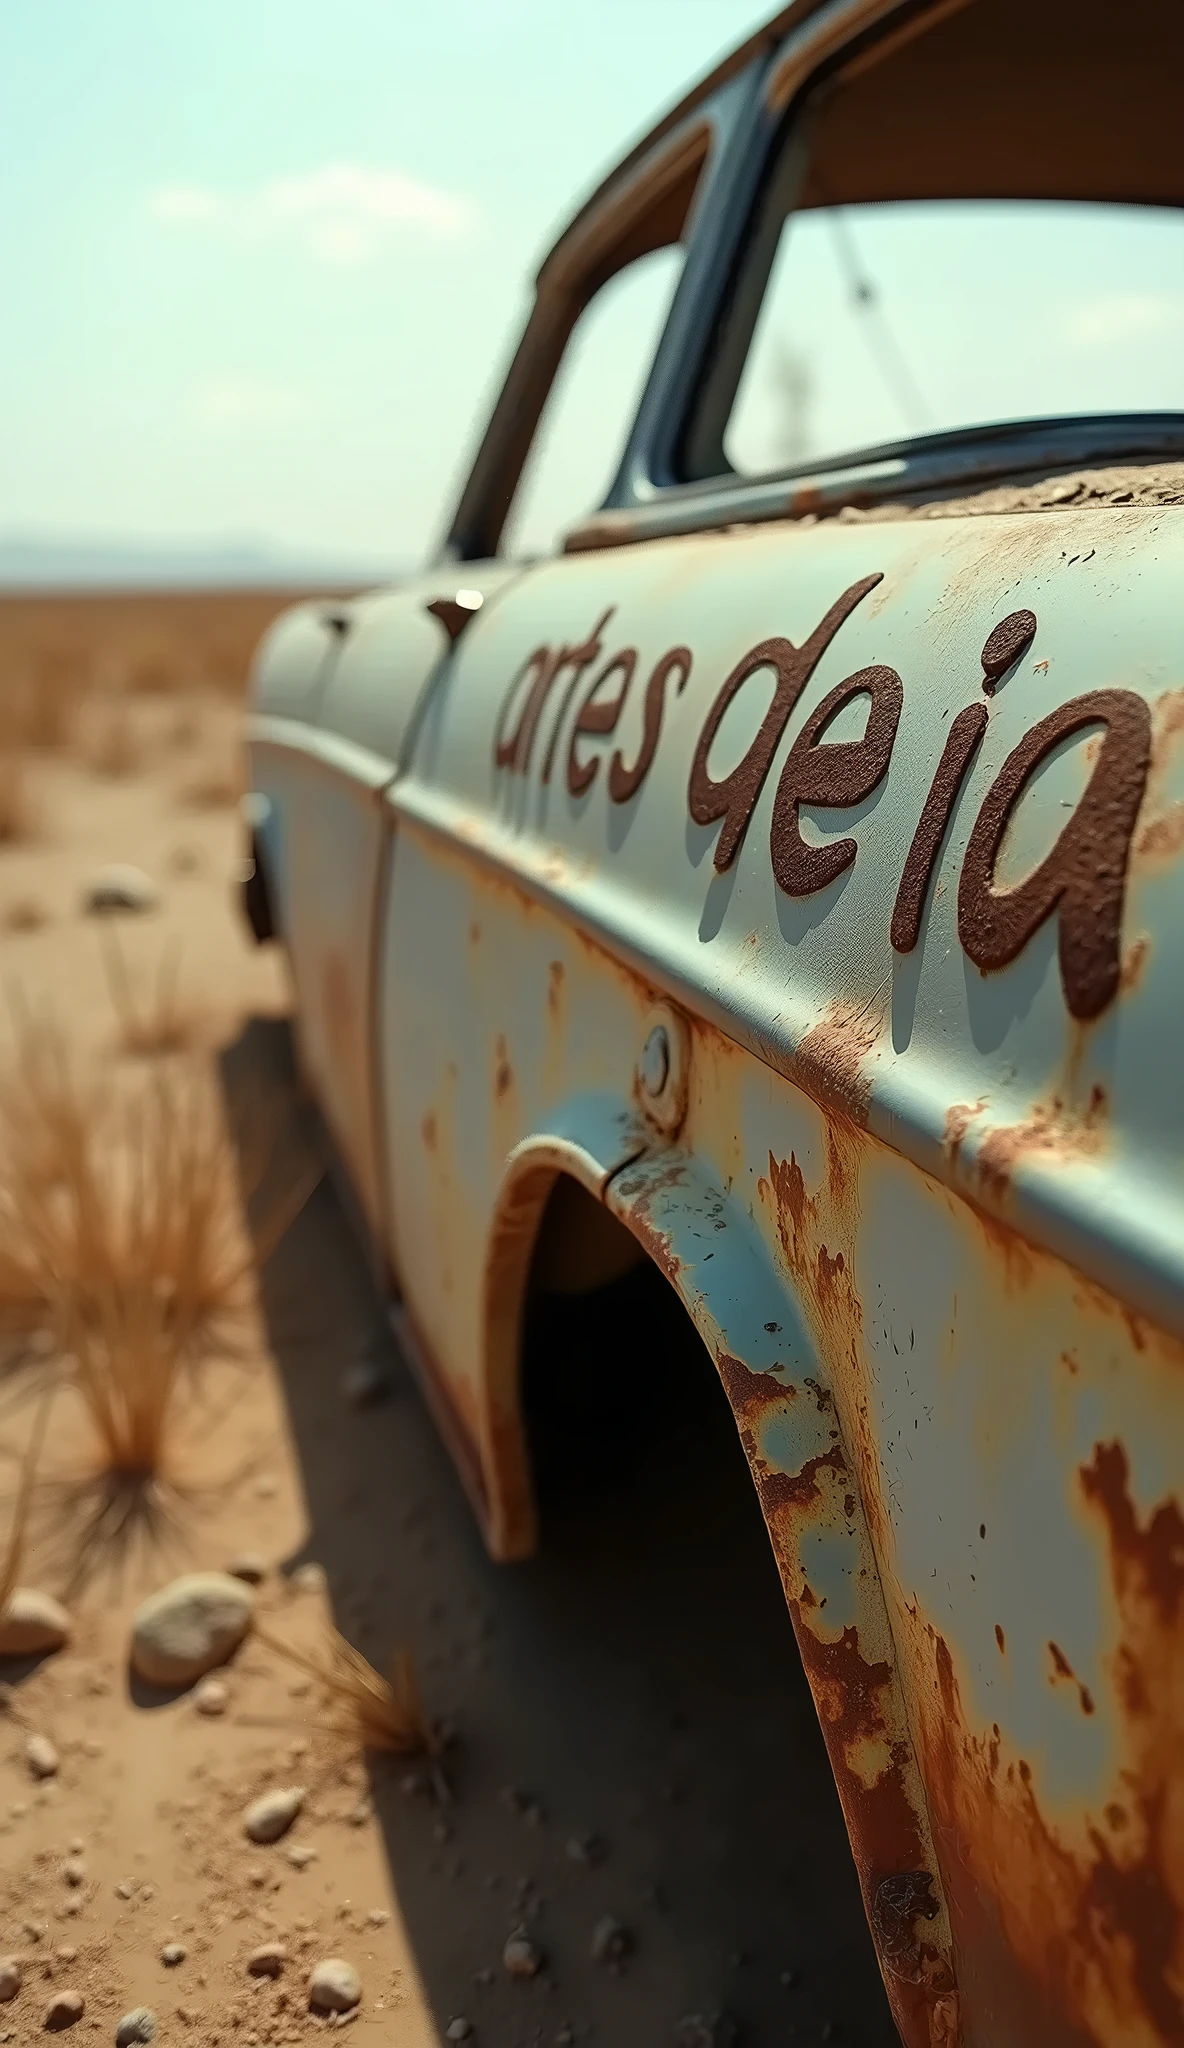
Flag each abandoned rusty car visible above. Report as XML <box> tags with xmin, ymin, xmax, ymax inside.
<box><xmin>244</xmin><ymin>0</ymin><xmax>1184</xmax><ymax>2040</ymax></box>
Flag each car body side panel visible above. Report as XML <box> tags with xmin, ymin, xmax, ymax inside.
<box><xmin>372</xmin><ymin>507</ymin><xmax>1184</xmax><ymax>2045</ymax></box>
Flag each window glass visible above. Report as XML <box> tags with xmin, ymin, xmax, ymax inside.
<box><xmin>503</xmin><ymin>245</ymin><xmax>683</xmax><ymax>557</ymax></box>
<box><xmin>725</xmin><ymin>200</ymin><xmax>1184</xmax><ymax>477</ymax></box>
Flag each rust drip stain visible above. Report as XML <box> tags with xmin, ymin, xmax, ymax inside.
<box><xmin>493</xmin><ymin>1034</ymin><xmax>513</xmax><ymax>1102</ymax></box>
<box><xmin>1047</xmin><ymin>1641</ymin><xmax>1095</xmax><ymax>1716</ymax></box>
<box><xmin>943</xmin><ymin>1098</ymin><xmax>987</xmax><ymax>1169</ymax></box>
<box><xmin>546</xmin><ymin>959</ymin><xmax>564</xmax><ymax>1018</ymax></box>
<box><xmin>1136</xmin><ymin>804</ymin><xmax>1184</xmax><ymax>862</ymax></box>
<box><xmin>420</xmin><ymin>1110</ymin><xmax>438</xmax><ymax>1153</ymax></box>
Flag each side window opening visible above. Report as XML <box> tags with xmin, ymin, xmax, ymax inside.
<box><xmin>684</xmin><ymin>0</ymin><xmax>1184</xmax><ymax>485</ymax></box>
<box><xmin>502</xmin><ymin>245</ymin><xmax>684</xmax><ymax>560</ymax></box>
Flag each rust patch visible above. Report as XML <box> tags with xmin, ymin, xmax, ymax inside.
<box><xmin>793</xmin><ymin>1000</ymin><xmax>882</xmax><ymax>1130</ymax></box>
<box><xmin>994</xmin><ymin>1624</ymin><xmax>1006</xmax><ymax>1654</ymax></box>
<box><xmin>1120</xmin><ymin>934</ymin><xmax>1151</xmax><ymax>993</ymax></box>
<box><xmin>546</xmin><ymin>958</ymin><xmax>564</xmax><ymax>1017</ymax></box>
<box><xmin>943</xmin><ymin>1098</ymin><xmax>987</xmax><ymax>1169</ymax></box>
<box><xmin>715</xmin><ymin>1349</ymin><xmax>952</xmax><ymax>2026</ymax></box>
<box><xmin>421</xmin><ymin>1110</ymin><xmax>437</xmax><ymax>1153</ymax></box>
<box><xmin>493</xmin><ymin>1034</ymin><xmax>513</xmax><ymax>1101</ymax></box>
<box><xmin>1136</xmin><ymin>804</ymin><xmax>1184</xmax><ymax>862</ymax></box>
<box><xmin>908</xmin><ymin>1432</ymin><xmax>1184</xmax><ymax>2046</ymax></box>
<box><xmin>975</xmin><ymin>1085</ymin><xmax>1107</xmax><ymax>1204</ymax></box>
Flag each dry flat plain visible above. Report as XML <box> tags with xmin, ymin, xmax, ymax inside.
<box><xmin>0</xmin><ymin>591</ymin><xmax>896</xmax><ymax>2048</ymax></box>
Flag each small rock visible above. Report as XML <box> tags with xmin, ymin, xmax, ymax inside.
<box><xmin>244</xmin><ymin>1786</ymin><xmax>305</xmax><ymax>1844</ymax></box>
<box><xmin>26</xmin><ymin>1734</ymin><xmax>59</xmax><ymax>1779</ymax></box>
<box><xmin>347</xmin><ymin>1800</ymin><xmax>372</xmax><ymax>1827</ymax></box>
<box><xmin>0</xmin><ymin>1959</ymin><xmax>19</xmax><ymax>2002</ymax></box>
<box><xmin>115</xmin><ymin>2012</ymin><xmax>156</xmax><ymax>2046</ymax></box>
<box><xmin>193</xmin><ymin>1677</ymin><xmax>228</xmax><ymax>1717</ymax></box>
<box><xmin>674</xmin><ymin>2014</ymin><xmax>739</xmax><ymax>2048</ymax></box>
<box><xmin>82</xmin><ymin>865</ymin><xmax>160</xmax><ymax>916</ymax></box>
<box><xmin>44</xmin><ymin>1989</ymin><xmax>84</xmax><ymax>2030</ymax></box>
<box><xmin>445</xmin><ymin>2022</ymin><xmax>472</xmax><ymax>2043</ymax></box>
<box><xmin>365</xmin><ymin>1909</ymin><xmax>389</xmax><ymax>1927</ymax></box>
<box><xmin>160</xmin><ymin>1945</ymin><xmax>186</xmax><ymax>1968</ymax></box>
<box><xmin>307</xmin><ymin>1959</ymin><xmax>361</xmax><ymax>2014</ymax></box>
<box><xmin>227</xmin><ymin>1555</ymin><xmax>266</xmax><ymax>1586</ymax></box>
<box><xmin>502</xmin><ymin>1930</ymin><xmax>542</xmax><ymax>1979</ymax></box>
<box><xmin>590</xmin><ymin>1917</ymin><xmax>632</xmax><ymax>1966</ymax></box>
<box><xmin>290</xmin><ymin>1562</ymin><xmax>327</xmax><ymax>1596</ymax></box>
<box><xmin>116</xmin><ymin>1881</ymin><xmax>133</xmax><ymax>1900</ymax></box>
<box><xmin>287</xmin><ymin>1845</ymin><xmax>317</xmax><ymax>1869</ymax></box>
<box><xmin>62</xmin><ymin>1858</ymin><xmax>86</xmax><ymax>1888</ymax></box>
<box><xmin>565</xmin><ymin>1833</ymin><xmax>606</xmax><ymax>1867</ymax></box>
<box><xmin>246</xmin><ymin>1945</ymin><xmax>287</xmax><ymax>1979</ymax></box>
<box><xmin>0</xmin><ymin>1590</ymin><xmax>71</xmax><ymax>1658</ymax></box>
<box><xmin>130</xmin><ymin>1573</ymin><xmax>253</xmax><ymax>1688</ymax></box>
<box><xmin>341</xmin><ymin>1355</ymin><xmax>393</xmax><ymax>1407</ymax></box>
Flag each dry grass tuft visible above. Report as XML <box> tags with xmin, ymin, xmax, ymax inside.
<box><xmin>0</xmin><ymin>752</ymin><xmax>34</xmax><ymax>842</ymax></box>
<box><xmin>0</xmin><ymin>1023</ymin><xmax>250</xmax><ymax>1481</ymax></box>
<box><xmin>0</xmin><ymin>1386</ymin><xmax>54</xmax><ymax>1613</ymax></box>
<box><xmin>100</xmin><ymin>928</ymin><xmax>193</xmax><ymax>1058</ymax></box>
<box><xmin>258</xmin><ymin>1621</ymin><xmax>435</xmax><ymax>1757</ymax></box>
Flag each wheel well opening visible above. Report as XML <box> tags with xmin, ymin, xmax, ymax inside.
<box><xmin>511</xmin><ymin>1171</ymin><xmax>896</xmax><ymax>2039</ymax></box>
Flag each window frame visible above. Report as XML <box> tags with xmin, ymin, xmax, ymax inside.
<box><xmin>440</xmin><ymin>0</ymin><xmax>1184</xmax><ymax>567</ymax></box>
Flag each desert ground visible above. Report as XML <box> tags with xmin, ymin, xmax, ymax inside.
<box><xmin>0</xmin><ymin>591</ymin><xmax>896</xmax><ymax>2048</ymax></box>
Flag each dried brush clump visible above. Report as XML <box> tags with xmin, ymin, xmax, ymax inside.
<box><xmin>257</xmin><ymin>1621</ymin><xmax>435</xmax><ymax>1757</ymax></box>
<box><xmin>0</xmin><ymin>751</ymin><xmax>34</xmax><ymax>843</ymax></box>
<box><xmin>77</xmin><ymin>697</ymin><xmax>141</xmax><ymax>779</ymax></box>
<box><xmin>0</xmin><ymin>1025</ymin><xmax>250</xmax><ymax>1481</ymax></box>
<box><xmin>100</xmin><ymin>928</ymin><xmax>193</xmax><ymax>1058</ymax></box>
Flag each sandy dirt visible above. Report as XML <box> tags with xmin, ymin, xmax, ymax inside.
<box><xmin>0</xmin><ymin>595</ymin><xmax>896</xmax><ymax>2048</ymax></box>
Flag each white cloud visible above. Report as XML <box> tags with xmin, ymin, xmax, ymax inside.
<box><xmin>151</xmin><ymin>163</ymin><xmax>474</xmax><ymax>264</ymax></box>
<box><xmin>190</xmin><ymin>375</ymin><xmax>314</xmax><ymax>427</ymax></box>
<box><xmin>1066</xmin><ymin>292</ymin><xmax>1184</xmax><ymax>347</ymax></box>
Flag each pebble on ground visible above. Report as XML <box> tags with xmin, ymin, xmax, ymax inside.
<box><xmin>307</xmin><ymin>1959</ymin><xmax>361</xmax><ymax>2014</ymax></box>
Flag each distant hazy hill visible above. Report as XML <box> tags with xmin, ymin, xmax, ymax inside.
<box><xmin>0</xmin><ymin>533</ymin><xmax>401</xmax><ymax>592</ymax></box>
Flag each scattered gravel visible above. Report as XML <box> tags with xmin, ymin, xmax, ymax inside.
<box><xmin>243</xmin><ymin>1785</ymin><xmax>305</xmax><ymax>1844</ymax></box>
<box><xmin>674</xmin><ymin>2014</ymin><xmax>739</xmax><ymax>2048</ymax></box>
<box><xmin>26</xmin><ymin>1734</ymin><xmax>59</xmax><ymax>1780</ymax></box>
<box><xmin>43</xmin><ymin>1989</ymin><xmax>84</xmax><ymax>2030</ymax></box>
<box><xmin>502</xmin><ymin>1930</ymin><xmax>543</xmax><ymax>1979</ymax></box>
<box><xmin>130</xmin><ymin>1573</ymin><xmax>253</xmax><ymax>1688</ymax></box>
<box><xmin>307</xmin><ymin>1958</ymin><xmax>361</xmax><ymax>2014</ymax></box>
<box><xmin>0</xmin><ymin>1589</ymin><xmax>71</xmax><ymax>1657</ymax></box>
<box><xmin>114</xmin><ymin>2011</ymin><xmax>156</xmax><ymax>2046</ymax></box>
<box><xmin>0</xmin><ymin>1960</ymin><xmax>19</xmax><ymax>2002</ymax></box>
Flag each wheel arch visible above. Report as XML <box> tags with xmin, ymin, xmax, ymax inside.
<box><xmin>477</xmin><ymin>1127</ymin><xmax>961</xmax><ymax>2048</ymax></box>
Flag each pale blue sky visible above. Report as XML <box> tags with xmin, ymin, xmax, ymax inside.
<box><xmin>0</xmin><ymin>0</ymin><xmax>773</xmax><ymax>569</ymax></box>
<box><xmin>4</xmin><ymin>4</ymin><xmax>1181</xmax><ymax>578</ymax></box>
